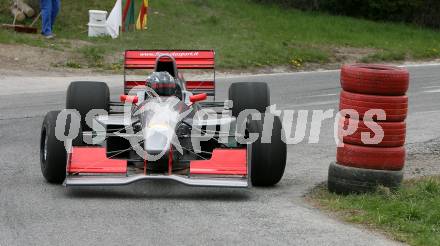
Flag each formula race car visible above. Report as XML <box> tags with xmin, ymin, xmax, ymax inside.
<box><xmin>40</xmin><ymin>50</ymin><xmax>286</xmax><ymax>188</ymax></box>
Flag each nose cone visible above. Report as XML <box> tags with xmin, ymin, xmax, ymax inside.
<box><xmin>144</xmin><ymin>127</ymin><xmax>173</xmax><ymax>156</ymax></box>
<box><xmin>139</xmin><ymin>97</ymin><xmax>182</xmax><ymax>157</ymax></box>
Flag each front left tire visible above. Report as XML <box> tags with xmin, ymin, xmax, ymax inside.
<box><xmin>40</xmin><ymin>111</ymin><xmax>67</xmax><ymax>184</ymax></box>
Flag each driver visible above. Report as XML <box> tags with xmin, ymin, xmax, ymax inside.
<box><xmin>146</xmin><ymin>72</ymin><xmax>182</xmax><ymax>99</ymax></box>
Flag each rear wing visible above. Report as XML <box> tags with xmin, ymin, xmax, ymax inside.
<box><xmin>124</xmin><ymin>50</ymin><xmax>216</xmax><ymax>98</ymax></box>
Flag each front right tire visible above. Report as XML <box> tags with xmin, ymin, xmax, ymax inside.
<box><xmin>248</xmin><ymin>114</ymin><xmax>287</xmax><ymax>186</ymax></box>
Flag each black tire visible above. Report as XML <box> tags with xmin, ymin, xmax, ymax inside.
<box><xmin>229</xmin><ymin>82</ymin><xmax>270</xmax><ymax>118</ymax></box>
<box><xmin>248</xmin><ymin>114</ymin><xmax>287</xmax><ymax>186</ymax></box>
<box><xmin>328</xmin><ymin>162</ymin><xmax>403</xmax><ymax>195</ymax></box>
<box><xmin>66</xmin><ymin>81</ymin><xmax>110</xmax><ymax>132</ymax></box>
<box><xmin>40</xmin><ymin>111</ymin><xmax>67</xmax><ymax>184</ymax></box>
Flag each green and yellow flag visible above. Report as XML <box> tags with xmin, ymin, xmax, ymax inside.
<box><xmin>122</xmin><ymin>0</ymin><xmax>135</xmax><ymax>31</ymax></box>
<box><xmin>136</xmin><ymin>0</ymin><xmax>149</xmax><ymax>30</ymax></box>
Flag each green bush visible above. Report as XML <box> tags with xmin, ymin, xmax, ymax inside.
<box><xmin>253</xmin><ymin>0</ymin><xmax>440</xmax><ymax>29</ymax></box>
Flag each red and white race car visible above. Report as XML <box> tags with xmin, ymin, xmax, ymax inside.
<box><xmin>40</xmin><ymin>50</ymin><xmax>286</xmax><ymax>188</ymax></box>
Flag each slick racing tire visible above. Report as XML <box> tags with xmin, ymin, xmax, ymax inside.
<box><xmin>248</xmin><ymin>113</ymin><xmax>286</xmax><ymax>186</ymax></box>
<box><xmin>341</xmin><ymin>64</ymin><xmax>409</xmax><ymax>96</ymax></box>
<box><xmin>229</xmin><ymin>82</ymin><xmax>270</xmax><ymax>118</ymax></box>
<box><xmin>328</xmin><ymin>162</ymin><xmax>403</xmax><ymax>194</ymax></box>
<box><xmin>337</xmin><ymin>143</ymin><xmax>406</xmax><ymax>171</ymax></box>
<box><xmin>66</xmin><ymin>81</ymin><xmax>110</xmax><ymax>132</ymax></box>
<box><xmin>339</xmin><ymin>117</ymin><xmax>406</xmax><ymax>147</ymax></box>
<box><xmin>40</xmin><ymin>111</ymin><xmax>68</xmax><ymax>184</ymax></box>
<box><xmin>339</xmin><ymin>90</ymin><xmax>408</xmax><ymax>122</ymax></box>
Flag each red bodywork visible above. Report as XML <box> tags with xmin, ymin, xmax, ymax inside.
<box><xmin>190</xmin><ymin>149</ymin><xmax>247</xmax><ymax>175</ymax></box>
<box><xmin>120</xmin><ymin>94</ymin><xmax>139</xmax><ymax>104</ymax></box>
<box><xmin>124</xmin><ymin>50</ymin><xmax>216</xmax><ymax>96</ymax></box>
<box><xmin>185</xmin><ymin>81</ymin><xmax>215</xmax><ymax>92</ymax></box>
<box><xmin>68</xmin><ymin>147</ymin><xmax>127</xmax><ymax>174</ymax></box>
<box><xmin>189</xmin><ymin>93</ymin><xmax>207</xmax><ymax>103</ymax></box>
<box><xmin>124</xmin><ymin>50</ymin><xmax>215</xmax><ymax>69</ymax></box>
<box><xmin>67</xmin><ymin>147</ymin><xmax>247</xmax><ymax>176</ymax></box>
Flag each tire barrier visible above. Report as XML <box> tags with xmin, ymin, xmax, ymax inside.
<box><xmin>339</xmin><ymin>90</ymin><xmax>408</xmax><ymax>122</ymax></box>
<box><xmin>328</xmin><ymin>162</ymin><xmax>404</xmax><ymax>194</ymax></box>
<box><xmin>338</xmin><ymin>118</ymin><xmax>406</xmax><ymax>147</ymax></box>
<box><xmin>341</xmin><ymin>64</ymin><xmax>409</xmax><ymax>96</ymax></box>
<box><xmin>337</xmin><ymin>144</ymin><xmax>406</xmax><ymax>171</ymax></box>
<box><xmin>329</xmin><ymin>64</ymin><xmax>409</xmax><ymax>194</ymax></box>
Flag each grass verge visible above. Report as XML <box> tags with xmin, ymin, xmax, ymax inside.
<box><xmin>1</xmin><ymin>0</ymin><xmax>440</xmax><ymax>70</ymax></box>
<box><xmin>309</xmin><ymin>177</ymin><xmax>440</xmax><ymax>246</ymax></box>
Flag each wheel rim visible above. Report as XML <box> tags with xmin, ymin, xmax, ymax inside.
<box><xmin>41</xmin><ymin>129</ymin><xmax>48</xmax><ymax>163</ymax></box>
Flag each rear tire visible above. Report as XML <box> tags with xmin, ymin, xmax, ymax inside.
<box><xmin>66</xmin><ymin>81</ymin><xmax>110</xmax><ymax>132</ymax></box>
<box><xmin>40</xmin><ymin>111</ymin><xmax>67</xmax><ymax>184</ymax></box>
<box><xmin>229</xmin><ymin>82</ymin><xmax>270</xmax><ymax>117</ymax></box>
<box><xmin>248</xmin><ymin>114</ymin><xmax>287</xmax><ymax>186</ymax></box>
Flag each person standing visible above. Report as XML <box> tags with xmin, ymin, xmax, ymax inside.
<box><xmin>40</xmin><ymin>0</ymin><xmax>60</xmax><ymax>39</ymax></box>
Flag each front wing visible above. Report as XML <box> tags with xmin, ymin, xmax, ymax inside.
<box><xmin>64</xmin><ymin>145</ymin><xmax>251</xmax><ymax>188</ymax></box>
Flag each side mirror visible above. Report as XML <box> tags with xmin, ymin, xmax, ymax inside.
<box><xmin>120</xmin><ymin>95</ymin><xmax>139</xmax><ymax>104</ymax></box>
<box><xmin>190</xmin><ymin>93</ymin><xmax>207</xmax><ymax>103</ymax></box>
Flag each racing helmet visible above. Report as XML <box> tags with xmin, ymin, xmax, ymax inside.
<box><xmin>146</xmin><ymin>72</ymin><xmax>182</xmax><ymax>98</ymax></box>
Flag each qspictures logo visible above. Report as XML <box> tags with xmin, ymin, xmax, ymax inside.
<box><xmin>53</xmin><ymin>94</ymin><xmax>388</xmax><ymax>161</ymax></box>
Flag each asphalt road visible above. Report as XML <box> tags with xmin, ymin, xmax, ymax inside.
<box><xmin>1</xmin><ymin>65</ymin><xmax>439</xmax><ymax>245</ymax></box>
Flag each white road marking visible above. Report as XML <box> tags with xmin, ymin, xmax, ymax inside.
<box><xmin>302</xmin><ymin>93</ymin><xmax>337</xmax><ymax>98</ymax></box>
<box><xmin>217</xmin><ymin>69</ymin><xmax>339</xmax><ymax>79</ymax></box>
<box><xmin>1</xmin><ymin>62</ymin><xmax>440</xmax><ymax>96</ymax></box>
<box><xmin>289</xmin><ymin>100</ymin><xmax>339</xmax><ymax>107</ymax></box>
<box><xmin>401</xmin><ymin>62</ymin><xmax>440</xmax><ymax>68</ymax></box>
<box><xmin>423</xmin><ymin>89</ymin><xmax>440</xmax><ymax>93</ymax></box>
<box><xmin>218</xmin><ymin>62</ymin><xmax>440</xmax><ymax>79</ymax></box>
<box><xmin>414</xmin><ymin>110</ymin><xmax>440</xmax><ymax>115</ymax></box>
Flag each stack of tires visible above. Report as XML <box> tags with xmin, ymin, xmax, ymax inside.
<box><xmin>329</xmin><ymin>64</ymin><xmax>410</xmax><ymax>194</ymax></box>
